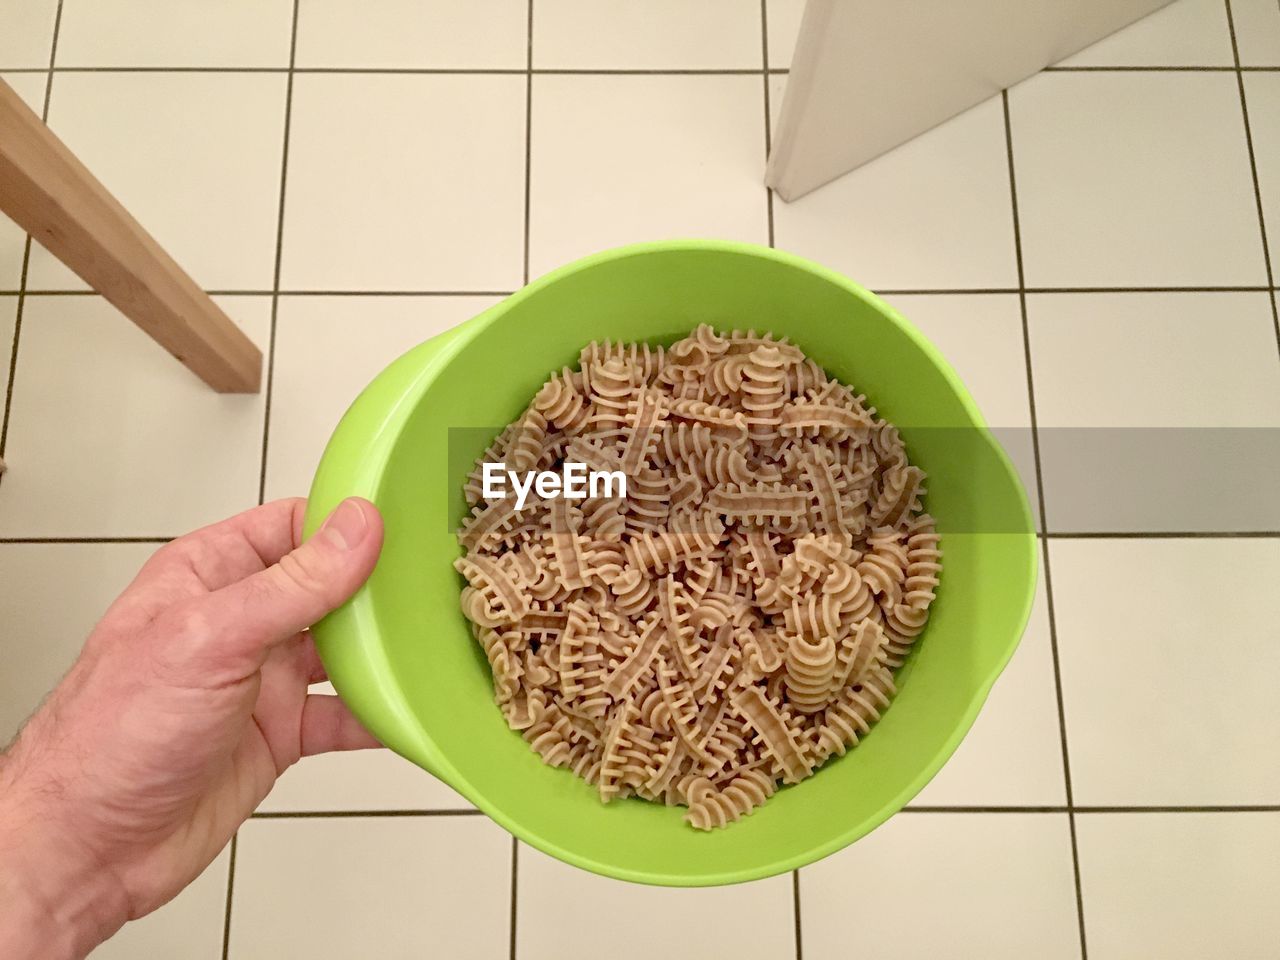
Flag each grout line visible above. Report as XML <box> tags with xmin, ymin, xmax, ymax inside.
<box><xmin>237</xmin><ymin>804</ymin><xmax>1280</xmax><ymax>818</ymax></box>
<box><xmin>7</xmin><ymin>288</ymin><xmax>261</xmax><ymax>296</ymax></box>
<box><xmin>904</xmin><ymin>805</ymin><xmax>1069</xmax><ymax>813</ymax></box>
<box><xmin>792</xmin><ymin>869</ymin><xmax>803</xmax><ymax>960</ymax></box>
<box><xmin>256</xmin><ymin>0</ymin><xmax>301</xmax><ymax>506</ymax></box>
<box><xmin>31</xmin><ymin>65</ymin><xmax>793</xmax><ymax>76</ymax></box>
<box><xmin>533</xmin><ymin>67</ymin><xmax>793</xmax><ymax>75</ymax></box>
<box><xmin>250</xmin><ymin>808</ymin><xmax>484</xmax><ymax>819</ymax></box>
<box><xmin>1045</xmin><ymin>64</ymin><xmax>1244</xmax><ymax>72</ymax></box>
<box><xmin>297</xmin><ymin>67</ymin><xmax>526</xmax><ymax>75</ymax></box>
<box><xmin>8</xmin><ymin>285</ymin><xmax>1278</xmax><ymax>298</ymax></box>
<box><xmin>4</xmin><ymin>288</ymin><xmax>519</xmax><ymax>296</ymax></box>
<box><xmin>1225</xmin><ymin>0</ymin><xmax>1280</xmax><ymax>362</ymax></box>
<box><xmin>1002</xmin><ymin>89</ymin><xmax>1089</xmax><ymax>960</ymax></box>
<box><xmin>760</xmin><ymin>0</ymin><xmax>776</xmax><ymax>249</ymax></box>
<box><xmin>0</xmin><ymin>254</ymin><xmax>31</xmax><ymax>463</ymax></box>
<box><xmin>1075</xmin><ymin>805</ymin><xmax>1280</xmax><ymax>813</ymax></box>
<box><xmin>1046</xmin><ymin>530</ymin><xmax>1280</xmax><ymax>539</ymax></box>
<box><xmin>225</xmin><ymin>2</ymin><xmax>299</xmax><ymax>950</ymax></box>
<box><xmin>0</xmin><ymin>0</ymin><xmax>63</xmax><ymax>474</ymax></box>
<box><xmin>276</xmin><ymin>289</ymin><xmax>519</xmax><ymax>297</ymax></box>
<box><xmin>1044</xmin><ymin>65</ymin><xmax>1280</xmax><ymax>72</ymax></box>
<box><xmin>1022</xmin><ymin>285</ymin><xmax>1274</xmax><ymax>293</ymax></box>
<box><xmin>881</xmin><ymin>285</ymin><xmax>1278</xmax><ymax>295</ymax></box>
<box><xmin>512</xmin><ymin>13</ymin><xmax>533</xmax><ymax>959</ymax></box>
<box><xmin>219</xmin><ymin>833</ymin><xmax>237</xmax><ymax>960</ymax></box>
<box><xmin>523</xmin><ymin>0</ymin><xmax>533</xmax><ymax>288</ymax></box>
<box><xmin>0</xmin><ymin>536</ymin><xmax>174</xmax><ymax>544</ymax></box>
<box><xmin>509</xmin><ymin>837</ymin><xmax>519</xmax><ymax>960</ymax></box>
<box><xmin>903</xmin><ymin>804</ymin><xmax>1280</xmax><ymax>813</ymax></box>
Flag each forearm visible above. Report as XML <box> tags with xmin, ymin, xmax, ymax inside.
<box><xmin>0</xmin><ymin>744</ymin><xmax>128</xmax><ymax>959</ymax></box>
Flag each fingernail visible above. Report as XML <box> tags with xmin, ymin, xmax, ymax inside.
<box><xmin>320</xmin><ymin>498</ymin><xmax>369</xmax><ymax>551</ymax></box>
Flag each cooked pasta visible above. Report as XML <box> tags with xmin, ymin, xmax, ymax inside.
<box><xmin>455</xmin><ymin>325</ymin><xmax>940</xmax><ymax>830</ymax></box>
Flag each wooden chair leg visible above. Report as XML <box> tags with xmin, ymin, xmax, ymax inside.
<box><xmin>0</xmin><ymin>78</ymin><xmax>261</xmax><ymax>393</ymax></box>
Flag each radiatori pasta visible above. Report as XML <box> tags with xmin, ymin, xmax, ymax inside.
<box><xmin>455</xmin><ymin>325</ymin><xmax>940</xmax><ymax>830</ymax></box>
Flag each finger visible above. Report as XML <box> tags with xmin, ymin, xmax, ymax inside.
<box><xmin>300</xmin><ymin>694</ymin><xmax>382</xmax><ymax>756</ymax></box>
<box><xmin>182</xmin><ymin>498</ymin><xmax>383</xmax><ymax>671</ymax></box>
<box><xmin>299</xmin><ymin>633</ymin><xmax>329</xmax><ymax>685</ymax></box>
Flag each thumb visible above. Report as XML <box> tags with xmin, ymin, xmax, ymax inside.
<box><xmin>196</xmin><ymin>497</ymin><xmax>383</xmax><ymax>668</ymax></box>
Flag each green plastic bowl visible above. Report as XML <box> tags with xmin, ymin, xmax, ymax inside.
<box><xmin>305</xmin><ymin>239</ymin><xmax>1037</xmax><ymax>887</ymax></box>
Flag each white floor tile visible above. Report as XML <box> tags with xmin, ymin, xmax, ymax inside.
<box><xmin>0</xmin><ymin>296</ymin><xmax>269</xmax><ymax>537</ymax></box>
<box><xmin>880</xmin><ymin>295</ymin><xmax>1031</xmax><ymax>425</ymax></box>
<box><xmin>1</xmin><ymin>71</ymin><xmax>45</xmax><ymax>114</ymax></box>
<box><xmin>0</xmin><ymin>542</ymin><xmax>158</xmax><ymax>739</ymax></box>
<box><xmin>0</xmin><ymin>73</ymin><xmax>48</xmax><ymax>290</ymax></box>
<box><xmin>28</xmin><ymin>72</ymin><xmax>287</xmax><ymax>291</ymax></box>
<box><xmin>1030</xmin><ymin>292</ymin><xmax>1280</xmax><ymax>428</ymax></box>
<box><xmin>1244</xmin><ymin>72</ymin><xmax>1280</xmax><ymax>278</ymax></box>
<box><xmin>0</xmin><ymin>0</ymin><xmax>57</xmax><ymax>68</ymax></box>
<box><xmin>1028</xmin><ymin>292</ymin><xmax>1280</xmax><ymax>532</ymax></box>
<box><xmin>1076</xmin><ymin>813</ymin><xmax>1280</xmax><ymax>960</ymax></box>
<box><xmin>229</xmin><ymin>816</ymin><xmax>510</xmax><ymax>959</ymax></box>
<box><xmin>1057</xmin><ymin>0</ymin><xmax>1233</xmax><ymax>66</ymax></box>
<box><xmin>295</xmin><ymin>0</ymin><xmax>526</xmax><ymax>69</ymax></box>
<box><xmin>882</xmin><ymin>293</ymin><xmax>1042</xmax><ymax>528</ymax></box>
<box><xmin>56</xmin><ymin>0</ymin><xmax>294</xmax><ymax>68</ymax></box>
<box><xmin>801</xmin><ymin>813</ymin><xmax>1080</xmax><ymax>960</ymax></box>
<box><xmin>533</xmin><ymin>0</ymin><xmax>762</xmax><ymax>70</ymax></box>
<box><xmin>1009</xmin><ymin>72</ymin><xmax>1266</xmax><ymax>287</ymax></box>
<box><xmin>913</xmin><ymin>567</ymin><xmax>1066</xmax><ymax>807</ymax></box>
<box><xmin>259</xmin><ymin>680</ymin><xmax>471</xmax><ymax>812</ymax></box>
<box><xmin>766</xmin><ymin>0</ymin><xmax>804</xmax><ymax>69</ymax></box>
<box><xmin>262</xmin><ymin>746</ymin><xmax>471</xmax><ymax>813</ymax></box>
<box><xmin>517</xmin><ymin>843</ymin><xmax>792</xmax><ymax>960</ymax></box>
<box><xmin>1051</xmin><ymin>538</ymin><xmax>1280</xmax><ymax>805</ymax></box>
<box><xmin>529</xmin><ymin>74</ymin><xmax>767</xmax><ymax>278</ymax></box>
<box><xmin>91</xmin><ymin>847</ymin><xmax>230</xmax><ymax>960</ymax></box>
<box><xmin>1233</xmin><ymin>0</ymin><xmax>1280</xmax><ymax>66</ymax></box>
<box><xmin>773</xmin><ymin>95</ymin><xmax>1018</xmax><ymax>291</ymax></box>
<box><xmin>263</xmin><ymin>295</ymin><xmax>498</xmax><ymax>502</ymax></box>
<box><xmin>281</xmin><ymin>74</ymin><xmax>525</xmax><ymax>292</ymax></box>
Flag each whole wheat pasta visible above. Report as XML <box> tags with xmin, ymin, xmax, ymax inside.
<box><xmin>455</xmin><ymin>325</ymin><xmax>941</xmax><ymax>829</ymax></box>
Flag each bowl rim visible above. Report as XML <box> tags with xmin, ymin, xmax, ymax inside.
<box><xmin>305</xmin><ymin>238</ymin><xmax>1039</xmax><ymax>886</ymax></box>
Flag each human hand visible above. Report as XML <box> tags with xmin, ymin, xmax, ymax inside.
<box><xmin>0</xmin><ymin>497</ymin><xmax>384</xmax><ymax>959</ymax></box>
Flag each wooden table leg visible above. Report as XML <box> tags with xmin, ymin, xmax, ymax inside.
<box><xmin>0</xmin><ymin>77</ymin><xmax>261</xmax><ymax>393</ymax></box>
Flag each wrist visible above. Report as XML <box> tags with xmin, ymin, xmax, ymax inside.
<box><xmin>0</xmin><ymin>746</ymin><xmax>128</xmax><ymax>959</ymax></box>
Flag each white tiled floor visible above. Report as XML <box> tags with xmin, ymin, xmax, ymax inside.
<box><xmin>1075</xmin><ymin>812</ymin><xmax>1280</xmax><ymax>960</ymax></box>
<box><xmin>1010</xmin><ymin>71</ymin><xmax>1267</xmax><ymax>288</ymax></box>
<box><xmin>1</xmin><ymin>1</ymin><xmax>1278</xmax><ymax>958</ymax></box>
<box><xmin>801</xmin><ymin>813</ymin><xmax>1081</xmax><ymax>960</ymax></box>
<box><xmin>517</xmin><ymin>844</ymin><xmax>794</xmax><ymax>960</ymax></box>
<box><xmin>281</xmin><ymin>73</ymin><xmax>526</xmax><ymax>291</ymax></box>
<box><xmin>532</xmin><ymin>0</ymin><xmax>762</xmax><ymax>70</ymax></box>
<box><xmin>528</xmin><ymin>73</ymin><xmax>768</xmax><ymax>279</ymax></box>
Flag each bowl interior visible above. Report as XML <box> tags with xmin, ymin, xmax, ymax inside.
<box><xmin>311</xmin><ymin>243</ymin><xmax>1037</xmax><ymax>886</ymax></box>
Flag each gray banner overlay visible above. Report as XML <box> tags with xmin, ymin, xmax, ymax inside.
<box><xmin>447</xmin><ymin>427</ymin><xmax>1280</xmax><ymax>535</ymax></box>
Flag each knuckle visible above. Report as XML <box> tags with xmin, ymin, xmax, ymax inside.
<box><xmin>274</xmin><ymin>547</ymin><xmax>341</xmax><ymax>607</ymax></box>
